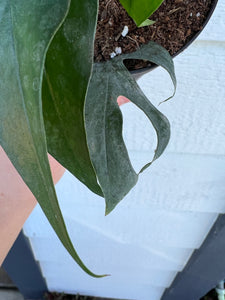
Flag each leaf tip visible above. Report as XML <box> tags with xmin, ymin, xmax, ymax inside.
<box><xmin>105</xmin><ymin>207</ymin><xmax>111</xmax><ymax>216</ymax></box>
<box><xmin>105</xmin><ymin>203</ymin><xmax>117</xmax><ymax>216</ymax></box>
<box><xmin>138</xmin><ymin>19</ymin><xmax>156</xmax><ymax>27</ymax></box>
<box><xmin>85</xmin><ymin>270</ymin><xmax>110</xmax><ymax>278</ymax></box>
<box><xmin>96</xmin><ymin>273</ymin><xmax>111</xmax><ymax>278</ymax></box>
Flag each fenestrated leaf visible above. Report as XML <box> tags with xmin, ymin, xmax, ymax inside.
<box><xmin>0</xmin><ymin>0</ymin><xmax>103</xmax><ymax>277</ymax></box>
<box><xmin>85</xmin><ymin>41</ymin><xmax>176</xmax><ymax>214</ymax></box>
<box><xmin>43</xmin><ymin>0</ymin><xmax>102</xmax><ymax>197</ymax></box>
<box><xmin>85</xmin><ymin>63</ymin><xmax>138</xmax><ymax>215</ymax></box>
<box><xmin>119</xmin><ymin>0</ymin><xmax>164</xmax><ymax>26</ymax></box>
<box><xmin>114</xmin><ymin>41</ymin><xmax>176</xmax><ymax>172</ymax></box>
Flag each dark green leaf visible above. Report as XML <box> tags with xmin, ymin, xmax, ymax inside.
<box><xmin>0</xmin><ymin>0</ymin><xmax>102</xmax><ymax>277</ymax></box>
<box><xmin>119</xmin><ymin>0</ymin><xmax>164</xmax><ymax>26</ymax></box>
<box><xmin>43</xmin><ymin>0</ymin><xmax>103</xmax><ymax>197</ymax></box>
<box><xmin>85</xmin><ymin>41</ymin><xmax>176</xmax><ymax>214</ymax></box>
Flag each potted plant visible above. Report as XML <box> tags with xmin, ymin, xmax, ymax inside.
<box><xmin>0</xmin><ymin>0</ymin><xmax>217</xmax><ymax>278</ymax></box>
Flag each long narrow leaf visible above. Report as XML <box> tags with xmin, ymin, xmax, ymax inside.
<box><xmin>85</xmin><ymin>41</ymin><xmax>176</xmax><ymax>214</ymax></box>
<box><xmin>119</xmin><ymin>0</ymin><xmax>164</xmax><ymax>26</ymax></box>
<box><xmin>0</xmin><ymin>0</ymin><xmax>102</xmax><ymax>277</ymax></box>
<box><xmin>42</xmin><ymin>0</ymin><xmax>102</xmax><ymax>197</ymax></box>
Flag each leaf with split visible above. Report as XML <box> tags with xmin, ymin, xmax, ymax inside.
<box><xmin>43</xmin><ymin>0</ymin><xmax>103</xmax><ymax>197</ymax></box>
<box><xmin>0</xmin><ymin>0</ymin><xmax>102</xmax><ymax>277</ymax></box>
<box><xmin>119</xmin><ymin>0</ymin><xmax>164</xmax><ymax>27</ymax></box>
<box><xmin>85</xmin><ymin>63</ymin><xmax>138</xmax><ymax>215</ymax></box>
<box><xmin>85</xmin><ymin>41</ymin><xmax>176</xmax><ymax>214</ymax></box>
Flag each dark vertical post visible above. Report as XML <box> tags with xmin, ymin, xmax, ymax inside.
<box><xmin>3</xmin><ymin>231</ymin><xmax>47</xmax><ymax>300</ymax></box>
<box><xmin>161</xmin><ymin>214</ymin><xmax>225</xmax><ymax>300</ymax></box>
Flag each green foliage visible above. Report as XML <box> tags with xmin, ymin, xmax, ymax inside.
<box><xmin>85</xmin><ymin>42</ymin><xmax>176</xmax><ymax>214</ymax></box>
<box><xmin>0</xmin><ymin>0</ymin><xmax>103</xmax><ymax>278</ymax></box>
<box><xmin>139</xmin><ymin>19</ymin><xmax>156</xmax><ymax>27</ymax></box>
<box><xmin>119</xmin><ymin>0</ymin><xmax>165</xmax><ymax>26</ymax></box>
<box><xmin>0</xmin><ymin>0</ymin><xmax>176</xmax><ymax>276</ymax></box>
<box><xmin>43</xmin><ymin>0</ymin><xmax>103</xmax><ymax>197</ymax></box>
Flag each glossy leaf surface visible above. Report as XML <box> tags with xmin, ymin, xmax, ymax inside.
<box><xmin>43</xmin><ymin>0</ymin><xmax>103</xmax><ymax>197</ymax></box>
<box><xmin>85</xmin><ymin>42</ymin><xmax>176</xmax><ymax>214</ymax></box>
<box><xmin>0</xmin><ymin>0</ymin><xmax>102</xmax><ymax>277</ymax></box>
<box><xmin>119</xmin><ymin>0</ymin><xmax>164</xmax><ymax>26</ymax></box>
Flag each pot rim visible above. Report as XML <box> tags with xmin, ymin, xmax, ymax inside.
<box><xmin>130</xmin><ymin>0</ymin><xmax>218</xmax><ymax>76</ymax></box>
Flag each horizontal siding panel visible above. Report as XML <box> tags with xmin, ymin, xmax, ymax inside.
<box><xmin>40</xmin><ymin>263</ymin><xmax>177</xmax><ymax>288</ymax></box>
<box><xmin>28</xmin><ymin>239</ymin><xmax>185</xmax><ymax>272</ymax></box>
<box><xmin>46</xmin><ymin>278</ymin><xmax>165</xmax><ymax>300</ymax></box>
<box><xmin>61</xmin><ymin>211</ymin><xmax>216</xmax><ymax>249</ymax></box>
<box><xmin>126</xmin><ymin>43</ymin><xmax>225</xmax><ymax>155</ymax></box>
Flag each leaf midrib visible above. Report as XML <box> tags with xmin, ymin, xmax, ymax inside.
<box><xmin>103</xmin><ymin>74</ymin><xmax>110</xmax><ymax>196</ymax></box>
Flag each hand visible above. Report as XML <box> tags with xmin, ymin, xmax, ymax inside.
<box><xmin>0</xmin><ymin>146</ymin><xmax>65</xmax><ymax>265</ymax></box>
<box><xmin>117</xmin><ymin>95</ymin><xmax>130</xmax><ymax>106</ymax></box>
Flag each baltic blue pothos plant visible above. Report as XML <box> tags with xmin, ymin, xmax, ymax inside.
<box><xmin>0</xmin><ymin>0</ymin><xmax>176</xmax><ymax>276</ymax></box>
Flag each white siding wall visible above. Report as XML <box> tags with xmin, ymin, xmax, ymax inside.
<box><xmin>23</xmin><ymin>1</ymin><xmax>225</xmax><ymax>299</ymax></box>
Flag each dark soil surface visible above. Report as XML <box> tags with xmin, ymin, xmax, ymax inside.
<box><xmin>45</xmin><ymin>293</ymin><xmax>116</xmax><ymax>300</ymax></box>
<box><xmin>46</xmin><ymin>290</ymin><xmax>218</xmax><ymax>300</ymax></box>
<box><xmin>94</xmin><ymin>0</ymin><xmax>213</xmax><ymax>70</ymax></box>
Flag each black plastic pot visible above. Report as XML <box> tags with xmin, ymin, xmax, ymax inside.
<box><xmin>131</xmin><ymin>0</ymin><xmax>218</xmax><ymax>79</ymax></box>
